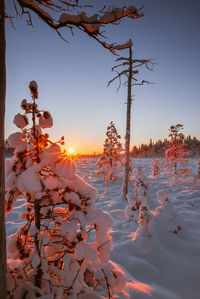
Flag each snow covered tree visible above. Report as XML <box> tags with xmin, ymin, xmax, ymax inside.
<box><xmin>165</xmin><ymin>124</ymin><xmax>189</xmax><ymax>175</ymax></box>
<box><xmin>1</xmin><ymin>2</ymin><xmax>144</xmax><ymax>295</ymax></box>
<box><xmin>6</xmin><ymin>82</ymin><xmax>127</xmax><ymax>298</ymax></box>
<box><xmin>97</xmin><ymin>121</ymin><xmax>122</xmax><ymax>193</ymax></box>
<box><xmin>108</xmin><ymin>40</ymin><xmax>155</xmax><ymax>198</ymax></box>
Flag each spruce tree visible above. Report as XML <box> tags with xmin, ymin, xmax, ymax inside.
<box><xmin>6</xmin><ymin>83</ymin><xmax>126</xmax><ymax>299</ymax></box>
<box><xmin>97</xmin><ymin>122</ymin><xmax>122</xmax><ymax>192</ymax></box>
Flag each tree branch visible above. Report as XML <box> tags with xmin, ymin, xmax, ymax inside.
<box><xmin>15</xmin><ymin>0</ymin><xmax>143</xmax><ymax>54</ymax></box>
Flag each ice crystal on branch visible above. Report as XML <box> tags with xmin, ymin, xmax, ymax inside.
<box><xmin>6</xmin><ymin>82</ymin><xmax>127</xmax><ymax>298</ymax></box>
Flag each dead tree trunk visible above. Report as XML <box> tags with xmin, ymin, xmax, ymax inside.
<box><xmin>108</xmin><ymin>41</ymin><xmax>154</xmax><ymax>199</ymax></box>
<box><xmin>122</xmin><ymin>44</ymin><xmax>132</xmax><ymax>198</ymax></box>
<box><xmin>0</xmin><ymin>0</ymin><xmax>7</xmax><ymax>297</ymax></box>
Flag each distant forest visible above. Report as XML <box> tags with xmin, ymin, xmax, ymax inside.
<box><xmin>5</xmin><ymin>135</ymin><xmax>200</xmax><ymax>158</ymax></box>
<box><xmin>131</xmin><ymin>136</ymin><xmax>200</xmax><ymax>158</ymax></box>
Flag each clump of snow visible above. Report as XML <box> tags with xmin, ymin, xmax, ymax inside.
<box><xmin>13</xmin><ymin>113</ymin><xmax>29</xmax><ymax>129</ymax></box>
<box><xmin>43</xmin><ymin>176</ymin><xmax>60</xmax><ymax>190</ymax></box>
<box><xmin>17</xmin><ymin>167</ymin><xmax>42</xmax><ymax>193</ymax></box>
<box><xmin>15</xmin><ymin>139</ymin><xmax>28</xmax><ymax>153</ymax></box>
<box><xmin>39</xmin><ymin>113</ymin><xmax>53</xmax><ymax>129</ymax></box>
<box><xmin>113</xmin><ymin>40</ymin><xmax>133</xmax><ymax>50</ymax></box>
<box><xmin>8</xmin><ymin>132</ymin><xmax>22</xmax><ymax>148</ymax></box>
<box><xmin>59</xmin><ymin>13</ymin><xmax>81</xmax><ymax>24</ymax></box>
<box><xmin>54</xmin><ymin>158</ymin><xmax>76</xmax><ymax>178</ymax></box>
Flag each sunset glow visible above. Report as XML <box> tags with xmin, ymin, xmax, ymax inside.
<box><xmin>68</xmin><ymin>147</ymin><xmax>75</xmax><ymax>155</ymax></box>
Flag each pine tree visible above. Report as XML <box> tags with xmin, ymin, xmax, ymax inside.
<box><xmin>6</xmin><ymin>82</ymin><xmax>127</xmax><ymax>299</ymax></box>
<box><xmin>97</xmin><ymin>122</ymin><xmax>122</xmax><ymax>192</ymax></box>
<box><xmin>165</xmin><ymin>124</ymin><xmax>189</xmax><ymax>175</ymax></box>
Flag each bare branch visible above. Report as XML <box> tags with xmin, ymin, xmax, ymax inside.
<box><xmin>108</xmin><ymin>43</ymin><xmax>156</xmax><ymax>91</ymax></box>
<box><xmin>14</xmin><ymin>0</ymin><xmax>143</xmax><ymax>54</ymax></box>
<box><xmin>112</xmin><ymin>61</ymin><xmax>129</xmax><ymax>71</ymax></box>
<box><xmin>5</xmin><ymin>14</ymin><xmax>16</xmax><ymax>29</ymax></box>
<box><xmin>115</xmin><ymin>56</ymin><xmax>130</xmax><ymax>62</ymax></box>
<box><xmin>133</xmin><ymin>80</ymin><xmax>153</xmax><ymax>86</ymax></box>
<box><xmin>107</xmin><ymin>69</ymin><xmax>128</xmax><ymax>87</ymax></box>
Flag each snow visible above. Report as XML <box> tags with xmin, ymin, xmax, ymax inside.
<box><xmin>113</xmin><ymin>40</ymin><xmax>133</xmax><ymax>50</ymax></box>
<box><xmin>17</xmin><ymin>167</ymin><xmax>42</xmax><ymax>193</ymax></box>
<box><xmin>8</xmin><ymin>132</ymin><xmax>22</xmax><ymax>148</ymax></box>
<box><xmin>6</xmin><ymin>157</ymin><xmax>200</xmax><ymax>298</ymax></box>
<box><xmin>29</xmin><ymin>80</ymin><xmax>38</xmax><ymax>90</ymax></box>
<box><xmin>43</xmin><ymin>176</ymin><xmax>61</xmax><ymax>190</ymax></box>
<box><xmin>15</xmin><ymin>139</ymin><xmax>28</xmax><ymax>153</ymax></box>
<box><xmin>59</xmin><ymin>13</ymin><xmax>81</xmax><ymax>24</ymax></box>
<box><xmin>13</xmin><ymin>113</ymin><xmax>29</xmax><ymax>129</ymax></box>
<box><xmin>54</xmin><ymin>158</ymin><xmax>76</xmax><ymax>178</ymax></box>
<box><xmin>39</xmin><ymin>114</ymin><xmax>53</xmax><ymax>129</ymax></box>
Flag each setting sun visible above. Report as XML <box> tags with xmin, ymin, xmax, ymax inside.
<box><xmin>68</xmin><ymin>147</ymin><xmax>75</xmax><ymax>155</ymax></box>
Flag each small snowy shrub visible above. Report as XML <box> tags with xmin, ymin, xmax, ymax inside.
<box><xmin>165</xmin><ymin>124</ymin><xmax>190</xmax><ymax>176</ymax></box>
<box><xmin>137</xmin><ymin>199</ymin><xmax>153</xmax><ymax>237</ymax></box>
<box><xmin>6</xmin><ymin>82</ymin><xmax>127</xmax><ymax>299</ymax></box>
<box><xmin>151</xmin><ymin>157</ymin><xmax>161</xmax><ymax>177</ymax></box>
<box><xmin>125</xmin><ymin>168</ymin><xmax>149</xmax><ymax>223</ymax></box>
<box><xmin>196</xmin><ymin>158</ymin><xmax>200</xmax><ymax>179</ymax></box>
<box><xmin>97</xmin><ymin>121</ymin><xmax>122</xmax><ymax>192</ymax></box>
<box><xmin>134</xmin><ymin>167</ymin><xmax>148</xmax><ymax>199</ymax></box>
<box><xmin>155</xmin><ymin>190</ymin><xmax>182</xmax><ymax>234</ymax></box>
<box><xmin>125</xmin><ymin>194</ymin><xmax>141</xmax><ymax>222</ymax></box>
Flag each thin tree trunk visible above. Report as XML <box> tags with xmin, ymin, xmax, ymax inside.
<box><xmin>32</xmin><ymin>100</ymin><xmax>42</xmax><ymax>288</ymax></box>
<box><xmin>0</xmin><ymin>0</ymin><xmax>7</xmax><ymax>297</ymax></box>
<box><xmin>122</xmin><ymin>42</ymin><xmax>132</xmax><ymax>198</ymax></box>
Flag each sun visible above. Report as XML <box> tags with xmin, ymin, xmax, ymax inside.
<box><xmin>68</xmin><ymin>147</ymin><xmax>75</xmax><ymax>155</ymax></box>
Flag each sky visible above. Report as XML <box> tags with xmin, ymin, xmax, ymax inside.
<box><xmin>5</xmin><ymin>0</ymin><xmax>200</xmax><ymax>154</ymax></box>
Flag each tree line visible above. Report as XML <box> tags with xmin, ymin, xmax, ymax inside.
<box><xmin>131</xmin><ymin>135</ymin><xmax>200</xmax><ymax>158</ymax></box>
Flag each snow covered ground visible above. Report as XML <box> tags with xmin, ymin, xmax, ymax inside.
<box><xmin>6</xmin><ymin>158</ymin><xmax>200</xmax><ymax>299</ymax></box>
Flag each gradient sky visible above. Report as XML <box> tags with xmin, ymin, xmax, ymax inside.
<box><xmin>5</xmin><ymin>0</ymin><xmax>200</xmax><ymax>154</ymax></box>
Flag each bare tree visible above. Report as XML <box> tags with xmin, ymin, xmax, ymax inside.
<box><xmin>108</xmin><ymin>39</ymin><xmax>155</xmax><ymax>198</ymax></box>
<box><xmin>0</xmin><ymin>1</ymin><xmax>144</xmax><ymax>296</ymax></box>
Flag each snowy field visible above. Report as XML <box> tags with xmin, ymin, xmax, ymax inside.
<box><xmin>6</xmin><ymin>157</ymin><xmax>200</xmax><ymax>299</ymax></box>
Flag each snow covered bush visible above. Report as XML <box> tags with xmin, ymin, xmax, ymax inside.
<box><xmin>125</xmin><ymin>194</ymin><xmax>141</xmax><ymax>222</ymax></box>
<box><xmin>165</xmin><ymin>124</ymin><xmax>190</xmax><ymax>175</ymax></box>
<box><xmin>97</xmin><ymin>121</ymin><xmax>122</xmax><ymax>192</ymax></box>
<box><xmin>155</xmin><ymin>190</ymin><xmax>182</xmax><ymax>234</ymax></box>
<box><xmin>137</xmin><ymin>199</ymin><xmax>153</xmax><ymax>237</ymax></box>
<box><xmin>151</xmin><ymin>158</ymin><xmax>161</xmax><ymax>178</ymax></box>
<box><xmin>6</xmin><ymin>82</ymin><xmax>127</xmax><ymax>298</ymax></box>
<box><xmin>197</xmin><ymin>158</ymin><xmax>200</xmax><ymax>179</ymax></box>
<box><xmin>134</xmin><ymin>167</ymin><xmax>148</xmax><ymax>200</ymax></box>
<box><xmin>125</xmin><ymin>168</ymin><xmax>149</xmax><ymax>223</ymax></box>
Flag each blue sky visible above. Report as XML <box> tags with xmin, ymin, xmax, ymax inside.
<box><xmin>5</xmin><ymin>0</ymin><xmax>200</xmax><ymax>154</ymax></box>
